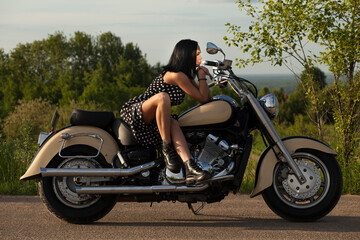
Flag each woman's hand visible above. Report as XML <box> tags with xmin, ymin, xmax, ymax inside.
<box><xmin>197</xmin><ymin>66</ymin><xmax>213</xmax><ymax>80</ymax></box>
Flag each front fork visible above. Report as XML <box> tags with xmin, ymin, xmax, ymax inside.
<box><xmin>247</xmin><ymin>93</ymin><xmax>306</xmax><ymax>184</ymax></box>
<box><xmin>228</xmin><ymin>79</ymin><xmax>307</xmax><ymax>184</ymax></box>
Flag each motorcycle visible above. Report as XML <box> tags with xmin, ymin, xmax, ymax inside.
<box><xmin>21</xmin><ymin>42</ymin><xmax>342</xmax><ymax>224</ymax></box>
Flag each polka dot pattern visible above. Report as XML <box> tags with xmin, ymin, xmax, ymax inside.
<box><xmin>120</xmin><ymin>72</ymin><xmax>185</xmax><ymax>147</ymax></box>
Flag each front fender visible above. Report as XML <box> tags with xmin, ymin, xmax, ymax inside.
<box><xmin>250</xmin><ymin>136</ymin><xmax>337</xmax><ymax>198</ymax></box>
<box><xmin>20</xmin><ymin>126</ymin><xmax>119</xmax><ymax>181</ymax></box>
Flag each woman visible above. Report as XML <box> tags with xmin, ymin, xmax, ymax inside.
<box><xmin>120</xmin><ymin>39</ymin><xmax>212</xmax><ymax>184</ymax></box>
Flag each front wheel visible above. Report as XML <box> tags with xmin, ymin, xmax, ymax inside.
<box><xmin>39</xmin><ymin>145</ymin><xmax>117</xmax><ymax>224</ymax></box>
<box><xmin>262</xmin><ymin>149</ymin><xmax>342</xmax><ymax>221</ymax></box>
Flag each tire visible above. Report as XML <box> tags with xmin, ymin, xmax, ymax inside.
<box><xmin>39</xmin><ymin>145</ymin><xmax>117</xmax><ymax>224</ymax></box>
<box><xmin>262</xmin><ymin>149</ymin><xmax>342</xmax><ymax>221</ymax></box>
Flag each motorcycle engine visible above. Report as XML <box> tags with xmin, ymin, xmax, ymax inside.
<box><xmin>197</xmin><ymin>134</ymin><xmax>229</xmax><ymax>163</ymax></box>
<box><xmin>191</xmin><ymin>134</ymin><xmax>233</xmax><ymax>175</ymax></box>
<box><xmin>162</xmin><ymin>133</ymin><xmax>235</xmax><ymax>185</ymax></box>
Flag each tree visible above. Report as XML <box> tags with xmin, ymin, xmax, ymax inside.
<box><xmin>0</xmin><ymin>49</ymin><xmax>12</xmax><ymax>118</ymax></box>
<box><xmin>95</xmin><ymin>32</ymin><xmax>124</xmax><ymax>77</ymax></box>
<box><xmin>310</xmin><ymin>1</ymin><xmax>360</xmax><ymax>167</ymax></box>
<box><xmin>300</xmin><ymin>67</ymin><xmax>327</xmax><ymax>90</ymax></box>
<box><xmin>225</xmin><ymin>0</ymin><xmax>360</xmax><ymax>165</ymax></box>
<box><xmin>225</xmin><ymin>0</ymin><xmax>328</xmax><ymax>139</ymax></box>
<box><xmin>299</xmin><ymin>67</ymin><xmax>329</xmax><ymax>137</ymax></box>
<box><xmin>0</xmin><ymin>31</ymin><xmax>160</xmax><ymax>117</ymax></box>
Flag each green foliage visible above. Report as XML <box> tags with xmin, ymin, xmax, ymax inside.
<box><xmin>0</xmin><ymin>120</ymin><xmax>38</xmax><ymax>194</ymax></box>
<box><xmin>226</xmin><ymin>0</ymin><xmax>360</xmax><ymax>193</ymax></box>
<box><xmin>0</xmin><ymin>99</ymin><xmax>109</xmax><ymax>195</ymax></box>
<box><xmin>300</xmin><ymin>67</ymin><xmax>327</xmax><ymax>90</ymax></box>
<box><xmin>330</xmin><ymin>73</ymin><xmax>360</xmax><ymax>166</ymax></box>
<box><xmin>258</xmin><ymin>85</ymin><xmax>307</xmax><ymax>124</ymax></box>
<box><xmin>0</xmin><ymin>31</ymin><xmax>159</xmax><ymax>118</ymax></box>
<box><xmin>2</xmin><ymin>99</ymin><xmax>54</xmax><ymax>140</ymax></box>
<box><xmin>0</xmin><ymin>31</ymin><xmax>161</xmax><ymax>195</ymax></box>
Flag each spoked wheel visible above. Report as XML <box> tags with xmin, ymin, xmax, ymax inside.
<box><xmin>262</xmin><ymin>149</ymin><xmax>342</xmax><ymax>221</ymax></box>
<box><xmin>39</xmin><ymin>146</ymin><xmax>117</xmax><ymax>224</ymax></box>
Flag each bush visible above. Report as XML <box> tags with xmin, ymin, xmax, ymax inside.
<box><xmin>0</xmin><ymin>120</ymin><xmax>38</xmax><ymax>194</ymax></box>
<box><xmin>0</xmin><ymin>98</ymin><xmax>106</xmax><ymax>195</ymax></box>
<box><xmin>2</xmin><ymin>99</ymin><xmax>54</xmax><ymax>140</ymax></box>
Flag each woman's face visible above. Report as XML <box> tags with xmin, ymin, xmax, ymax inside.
<box><xmin>196</xmin><ymin>45</ymin><xmax>202</xmax><ymax>67</ymax></box>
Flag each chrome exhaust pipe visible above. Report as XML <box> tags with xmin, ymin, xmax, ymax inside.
<box><xmin>200</xmin><ymin>174</ymin><xmax>234</xmax><ymax>184</ymax></box>
<box><xmin>40</xmin><ymin>161</ymin><xmax>156</xmax><ymax>177</ymax></box>
<box><xmin>76</xmin><ymin>184</ymin><xmax>209</xmax><ymax>194</ymax></box>
<box><xmin>75</xmin><ymin>175</ymin><xmax>234</xmax><ymax>194</ymax></box>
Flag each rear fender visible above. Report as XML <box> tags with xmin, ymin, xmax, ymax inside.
<box><xmin>20</xmin><ymin>126</ymin><xmax>119</xmax><ymax>181</ymax></box>
<box><xmin>250</xmin><ymin>136</ymin><xmax>337</xmax><ymax>198</ymax></box>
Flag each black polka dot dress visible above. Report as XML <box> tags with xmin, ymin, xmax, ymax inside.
<box><xmin>120</xmin><ymin>72</ymin><xmax>185</xmax><ymax>147</ymax></box>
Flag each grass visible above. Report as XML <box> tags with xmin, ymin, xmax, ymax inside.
<box><xmin>0</xmin><ymin>121</ymin><xmax>39</xmax><ymax>195</ymax></box>
<box><xmin>0</xmin><ymin>141</ymin><xmax>38</xmax><ymax>195</ymax></box>
<box><xmin>0</xmin><ymin>117</ymin><xmax>358</xmax><ymax>195</ymax></box>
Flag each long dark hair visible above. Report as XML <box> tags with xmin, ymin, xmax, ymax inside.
<box><xmin>163</xmin><ymin>39</ymin><xmax>198</xmax><ymax>79</ymax></box>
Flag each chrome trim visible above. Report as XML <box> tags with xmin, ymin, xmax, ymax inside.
<box><xmin>165</xmin><ymin>168</ymin><xmax>185</xmax><ymax>184</ymax></box>
<box><xmin>76</xmin><ymin>184</ymin><xmax>209</xmax><ymax>194</ymax></box>
<box><xmin>213</xmin><ymin>162</ymin><xmax>235</xmax><ymax>178</ymax></box>
<box><xmin>199</xmin><ymin>174</ymin><xmax>234</xmax><ymax>184</ymax></box>
<box><xmin>117</xmin><ymin>151</ymin><xmax>128</xmax><ymax>168</ymax></box>
<box><xmin>40</xmin><ymin>161</ymin><xmax>157</xmax><ymax>177</ymax></box>
<box><xmin>58</xmin><ymin>132</ymin><xmax>104</xmax><ymax>159</ymax></box>
<box><xmin>218</xmin><ymin>140</ymin><xmax>230</xmax><ymax>151</ymax></box>
<box><xmin>260</xmin><ymin>93</ymin><xmax>279</xmax><ymax>119</ymax></box>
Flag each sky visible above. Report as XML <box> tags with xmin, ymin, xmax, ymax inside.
<box><xmin>0</xmin><ymin>0</ymin><xmax>295</xmax><ymax>74</ymax></box>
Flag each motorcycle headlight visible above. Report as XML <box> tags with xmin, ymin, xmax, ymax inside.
<box><xmin>260</xmin><ymin>93</ymin><xmax>279</xmax><ymax>120</ymax></box>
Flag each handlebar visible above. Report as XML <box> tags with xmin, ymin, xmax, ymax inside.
<box><xmin>202</xmin><ymin>60</ymin><xmax>224</xmax><ymax>67</ymax></box>
<box><xmin>208</xmin><ymin>81</ymin><xmax>216</xmax><ymax>88</ymax></box>
<box><xmin>207</xmin><ymin>78</ymin><xmax>228</xmax><ymax>88</ymax></box>
<box><xmin>206</xmin><ymin>68</ymin><xmax>258</xmax><ymax>97</ymax></box>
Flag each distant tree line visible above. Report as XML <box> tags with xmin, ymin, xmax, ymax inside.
<box><xmin>0</xmin><ymin>31</ymin><xmax>162</xmax><ymax>119</ymax></box>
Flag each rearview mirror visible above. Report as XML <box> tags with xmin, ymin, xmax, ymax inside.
<box><xmin>206</xmin><ymin>42</ymin><xmax>226</xmax><ymax>60</ymax></box>
<box><xmin>206</xmin><ymin>42</ymin><xmax>220</xmax><ymax>54</ymax></box>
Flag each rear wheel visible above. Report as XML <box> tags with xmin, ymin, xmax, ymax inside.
<box><xmin>262</xmin><ymin>149</ymin><xmax>342</xmax><ymax>221</ymax></box>
<box><xmin>39</xmin><ymin>145</ymin><xmax>117</xmax><ymax>224</ymax></box>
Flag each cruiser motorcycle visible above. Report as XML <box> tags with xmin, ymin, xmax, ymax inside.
<box><xmin>21</xmin><ymin>42</ymin><xmax>342</xmax><ymax>224</ymax></box>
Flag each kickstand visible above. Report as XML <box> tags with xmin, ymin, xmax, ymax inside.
<box><xmin>187</xmin><ymin>202</ymin><xmax>206</xmax><ymax>215</ymax></box>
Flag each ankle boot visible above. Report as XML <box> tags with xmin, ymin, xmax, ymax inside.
<box><xmin>185</xmin><ymin>158</ymin><xmax>211</xmax><ymax>184</ymax></box>
<box><xmin>162</xmin><ymin>141</ymin><xmax>181</xmax><ymax>173</ymax></box>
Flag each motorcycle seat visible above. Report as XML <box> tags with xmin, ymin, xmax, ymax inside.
<box><xmin>70</xmin><ymin>109</ymin><xmax>115</xmax><ymax>129</ymax></box>
<box><xmin>112</xmin><ymin>118</ymin><xmax>137</xmax><ymax>146</ymax></box>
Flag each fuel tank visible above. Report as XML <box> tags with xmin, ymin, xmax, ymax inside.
<box><xmin>178</xmin><ymin>96</ymin><xmax>237</xmax><ymax>127</ymax></box>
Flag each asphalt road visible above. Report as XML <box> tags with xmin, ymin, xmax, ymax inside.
<box><xmin>0</xmin><ymin>194</ymin><xmax>359</xmax><ymax>240</ymax></box>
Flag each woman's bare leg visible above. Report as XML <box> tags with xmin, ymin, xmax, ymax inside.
<box><xmin>142</xmin><ymin>93</ymin><xmax>209</xmax><ymax>180</ymax></box>
<box><xmin>142</xmin><ymin>92</ymin><xmax>182</xmax><ymax>172</ymax></box>
<box><xmin>142</xmin><ymin>93</ymin><xmax>191</xmax><ymax>161</ymax></box>
<box><xmin>141</xmin><ymin>92</ymin><xmax>171</xmax><ymax>143</ymax></box>
<box><xmin>171</xmin><ymin>119</ymin><xmax>211</xmax><ymax>183</ymax></box>
<box><xmin>170</xmin><ymin>119</ymin><xmax>192</xmax><ymax>162</ymax></box>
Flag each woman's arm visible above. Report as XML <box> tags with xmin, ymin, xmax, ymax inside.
<box><xmin>196</xmin><ymin>66</ymin><xmax>212</xmax><ymax>100</ymax></box>
<box><xmin>164</xmin><ymin>70</ymin><xmax>211</xmax><ymax>103</ymax></box>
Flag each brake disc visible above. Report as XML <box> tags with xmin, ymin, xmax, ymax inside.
<box><xmin>282</xmin><ymin>160</ymin><xmax>322</xmax><ymax>200</ymax></box>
